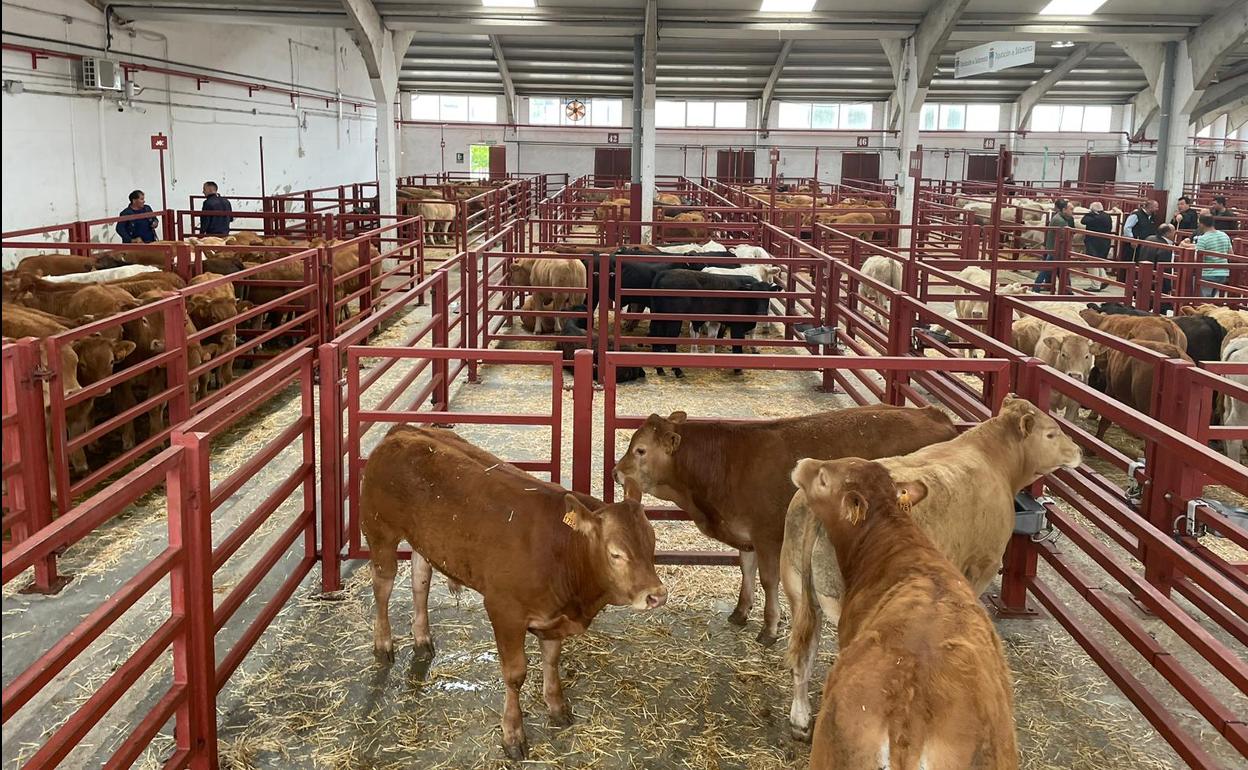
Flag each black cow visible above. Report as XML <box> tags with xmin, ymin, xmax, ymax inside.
<box><xmin>583</xmin><ymin>250</ymin><xmax>715</xmax><ymax>319</ymax></box>
<box><xmin>648</xmin><ymin>269</ymin><xmax>779</xmax><ymax>377</ymax></box>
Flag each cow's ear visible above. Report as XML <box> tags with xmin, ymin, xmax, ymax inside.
<box><xmin>1038</xmin><ymin>335</ymin><xmax>1060</xmax><ymax>354</ymax></box>
<box><xmin>112</xmin><ymin>340</ymin><xmax>137</xmax><ymax>361</ymax></box>
<box><xmin>563</xmin><ymin>494</ymin><xmax>599</xmax><ymax>535</ymax></box>
<box><xmin>661</xmin><ymin>429</ymin><xmax>681</xmax><ymax>454</ymax></box>
<box><xmin>895</xmin><ymin>480</ymin><xmax>927</xmax><ymax>510</ymax></box>
<box><xmin>667</xmin><ymin>411</ymin><xmax>687</xmax><ymax>424</ymax></box>
<box><xmin>1017</xmin><ymin>409</ymin><xmax>1036</xmax><ymax>436</ymax></box>
<box><xmin>840</xmin><ymin>490</ymin><xmax>867</xmax><ymax>525</ymax></box>
<box><xmin>237</xmin><ymin>300</ymin><xmax>254</xmax><ymax>312</ymax></box>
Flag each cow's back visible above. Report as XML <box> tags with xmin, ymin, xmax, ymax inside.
<box><xmin>361</xmin><ymin>427</ymin><xmax>573</xmax><ymax>593</ymax></box>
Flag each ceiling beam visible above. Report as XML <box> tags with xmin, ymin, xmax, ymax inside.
<box><xmin>488</xmin><ymin>36</ymin><xmax>517</xmax><ymax>124</ymax></box>
<box><xmin>759</xmin><ymin>40</ymin><xmax>794</xmax><ymax>132</ymax></box>
<box><xmin>1226</xmin><ymin>102</ymin><xmax>1248</xmax><ymax>132</ymax></box>
<box><xmin>1197</xmin><ymin>94</ymin><xmax>1248</xmax><ymax>131</ymax></box>
<box><xmin>1013</xmin><ymin>43</ymin><xmax>1099</xmax><ymax>129</ymax></box>
<box><xmin>914</xmin><ymin>0</ymin><xmax>971</xmax><ymax>86</ymax></box>
<box><xmin>1193</xmin><ymin>73</ymin><xmax>1248</xmax><ymax>120</ymax></box>
<box><xmin>341</xmin><ymin>0</ymin><xmax>386</xmax><ymax>79</ymax></box>
<box><xmin>1186</xmin><ymin>0</ymin><xmax>1248</xmax><ymax>89</ymax></box>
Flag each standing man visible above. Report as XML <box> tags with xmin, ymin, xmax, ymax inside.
<box><xmin>1209</xmin><ymin>195</ymin><xmax>1240</xmax><ymax>232</ymax></box>
<box><xmin>1170</xmin><ymin>195</ymin><xmax>1198</xmax><ymax>233</ymax></box>
<box><xmin>1080</xmin><ymin>201</ymin><xmax>1113</xmax><ymax>290</ymax></box>
<box><xmin>1137</xmin><ymin>224</ymin><xmax>1178</xmax><ymax>310</ymax></box>
<box><xmin>1182</xmin><ymin>214</ymin><xmax>1232</xmax><ymax>297</ymax></box>
<box><xmin>116</xmin><ymin>189</ymin><xmax>159</xmax><ymax>243</ymax></box>
<box><xmin>1034</xmin><ymin>198</ymin><xmax>1075</xmax><ymax>292</ymax></box>
<box><xmin>199</xmin><ymin>181</ymin><xmax>233</xmax><ymax>236</ymax></box>
<box><xmin>1121</xmin><ymin>198</ymin><xmax>1158</xmax><ymax>266</ymax></box>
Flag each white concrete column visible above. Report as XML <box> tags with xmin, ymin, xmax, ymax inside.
<box><xmin>895</xmin><ymin>40</ymin><xmax>926</xmax><ymax>247</ymax></box>
<box><xmin>640</xmin><ymin>81</ymin><xmax>656</xmax><ymax>243</ymax></box>
<box><xmin>373</xmin><ymin>81</ymin><xmax>398</xmax><ymax>216</ymax></box>
<box><xmin>1156</xmin><ymin>41</ymin><xmax>1197</xmax><ymax>210</ymax></box>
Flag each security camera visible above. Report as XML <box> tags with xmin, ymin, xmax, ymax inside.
<box><xmin>117</xmin><ymin>102</ymin><xmax>125</xmax><ymax>112</ymax></box>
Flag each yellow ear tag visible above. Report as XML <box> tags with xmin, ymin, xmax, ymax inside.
<box><xmin>563</xmin><ymin>510</ymin><xmax>578</xmax><ymax>528</ymax></box>
<box><xmin>898</xmin><ymin>491</ymin><xmax>913</xmax><ymax>515</ymax></box>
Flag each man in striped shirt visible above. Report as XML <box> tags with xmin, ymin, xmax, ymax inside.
<box><xmin>1181</xmin><ymin>214</ymin><xmax>1231</xmax><ymax>297</ymax></box>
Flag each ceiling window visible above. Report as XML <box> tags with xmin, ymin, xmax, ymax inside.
<box><xmin>655</xmin><ymin>100</ymin><xmax>748</xmax><ymax>128</ymax></box>
<box><xmin>776</xmin><ymin>102</ymin><xmax>874</xmax><ymax>130</ymax></box>
<box><xmin>966</xmin><ymin>104</ymin><xmax>1000</xmax><ymax>131</ymax></box>
<box><xmin>938</xmin><ymin>104</ymin><xmax>965</xmax><ymax>130</ymax></box>
<box><xmin>1030</xmin><ymin>104</ymin><xmax>1114</xmax><ymax>132</ymax></box>
<box><xmin>529</xmin><ymin>97</ymin><xmax>561</xmax><ymax>125</ymax></box>
<box><xmin>590</xmin><ymin>99</ymin><xmax>623</xmax><ymax>127</ymax></box>
<box><xmin>920</xmin><ymin>104</ymin><xmax>938</xmax><ymax>131</ymax></box>
<box><xmin>411</xmin><ymin>94</ymin><xmax>497</xmax><ymax>123</ymax></box>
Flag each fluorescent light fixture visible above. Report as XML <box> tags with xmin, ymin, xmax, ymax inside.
<box><xmin>1050</xmin><ymin>40</ymin><xmax>1075</xmax><ymax>48</ymax></box>
<box><xmin>760</xmin><ymin>0</ymin><xmax>816</xmax><ymax>12</ymax></box>
<box><xmin>1039</xmin><ymin>0</ymin><xmax>1106</xmax><ymax>15</ymax></box>
<box><xmin>483</xmin><ymin>0</ymin><xmax>535</xmax><ymax>7</ymax></box>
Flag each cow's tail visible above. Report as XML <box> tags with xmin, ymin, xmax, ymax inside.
<box><xmin>785</xmin><ymin>508</ymin><xmax>820</xmax><ymax>671</ymax></box>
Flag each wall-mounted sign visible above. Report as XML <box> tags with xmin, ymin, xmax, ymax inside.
<box><xmin>983</xmin><ymin>138</ymin><xmax>996</xmax><ymax>150</ymax></box>
<box><xmin>908</xmin><ymin>150</ymin><xmax>923</xmax><ymax>179</ymax></box>
<box><xmin>455</xmin><ymin>152</ymin><xmax>465</xmax><ymax>164</ymax></box>
<box><xmin>954</xmin><ymin>41</ymin><xmax>1035</xmax><ymax>79</ymax></box>
<box><xmin>607</xmin><ymin>132</ymin><xmax>620</xmax><ymax>144</ymax></box>
<box><xmin>769</xmin><ymin>148</ymin><xmax>780</xmax><ymax>163</ymax></box>
<box><xmin>150</xmin><ymin>134</ymin><xmax>168</xmax><ymax>150</ymax></box>
<box><xmin>856</xmin><ymin>136</ymin><xmax>869</xmax><ymax>147</ymax></box>
<box><xmin>565</xmin><ymin>99</ymin><xmax>586</xmax><ymax>122</ymax></box>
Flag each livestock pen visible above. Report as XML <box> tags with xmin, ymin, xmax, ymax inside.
<box><xmin>2</xmin><ymin>203</ymin><xmax>1246</xmax><ymax>769</ymax></box>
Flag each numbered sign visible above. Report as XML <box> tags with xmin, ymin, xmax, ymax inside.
<box><xmin>150</xmin><ymin>134</ymin><xmax>168</xmax><ymax>150</ymax></box>
<box><xmin>983</xmin><ymin>138</ymin><xmax>995</xmax><ymax>150</ymax></box>
<box><xmin>607</xmin><ymin>132</ymin><xmax>620</xmax><ymax>144</ymax></box>
<box><xmin>856</xmin><ymin>136</ymin><xmax>869</xmax><ymax>147</ymax></box>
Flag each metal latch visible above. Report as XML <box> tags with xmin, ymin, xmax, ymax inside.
<box><xmin>1179</xmin><ymin>498</ymin><xmax>1248</xmax><ymax>539</ymax></box>
<box><xmin>1125</xmin><ymin>458</ymin><xmax>1146</xmax><ymax>507</ymax></box>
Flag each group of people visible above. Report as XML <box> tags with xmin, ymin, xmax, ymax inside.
<box><xmin>1037</xmin><ymin>194</ymin><xmax>1238</xmax><ymax>297</ymax></box>
<box><xmin>115</xmin><ymin>182</ymin><xmax>233</xmax><ymax>242</ymax></box>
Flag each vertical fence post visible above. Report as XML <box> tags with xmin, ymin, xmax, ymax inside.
<box><xmin>884</xmin><ymin>294</ymin><xmax>909</xmax><ymax>406</ymax></box>
<box><xmin>317</xmin><ymin>341</ymin><xmax>344</xmax><ymax>593</ymax></box>
<box><xmin>169</xmin><ymin>431</ymin><xmax>221</xmax><ymax>769</ymax></box>
<box><xmin>433</xmin><ymin>272</ymin><xmax>450</xmax><ymax>410</ymax></box>
<box><xmin>9</xmin><ymin>340</ymin><xmax>62</xmax><ymax>592</ymax></box>
<box><xmin>466</xmin><ymin>249</ymin><xmax>480</xmax><ymax>383</ymax></box>
<box><xmin>166</xmin><ymin>299</ymin><xmax>192</xmax><ymax>423</ymax></box>
<box><xmin>317</xmin><ymin>245</ymin><xmax>335</xmax><ymax>341</ymax></box>
<box><xmin>571</xmin><ymin>349</ymin><xmax>594</xmax><ymax>495</ymax></box>
<box><xmin>992</xmin><ymin>358</ymin><xmax>1042</xmax><ymax>617</ymax></box>
<box><xmin>358</xmin><ymin>239</ymin><xmax>373</xmax><ymax>322</ymax></box>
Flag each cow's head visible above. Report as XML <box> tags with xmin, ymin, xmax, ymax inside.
<box><xmin>790</xmin><ymin>457</ymin><xmax>927</xmax><ymax>544</ymax></box>
<box><xmin>563</xmin><ymin>479</ymin><xmax>666</xmax><ymax>610</ymax></box>
<box><xmin>1000</xmin><ymin>396</ymin><xmax>1082</xmax><ymax>481</ymax></box>
<box><xmin>613</xmin><ymin>411</ymin><xmax>686</xmax><ymax>492</ymax></box>
<box><xmin>509</xmin><ymin>259</ymin><xmax>535</xmax><ymax>287</ymax></box>
<box><xmin>72</xmin><ymin>334</ymin><xmax>136</xmax><ymax>393</ymax></box>
<box><xmin>1039</xmin><ymin>333</ymin><xmax>1094</xmax><ymax>383</ymax></box>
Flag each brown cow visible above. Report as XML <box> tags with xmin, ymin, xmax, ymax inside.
<box><xmin>1079</xmin><ymin>308</ymin><xmax>1187</xmax><ymax>350</ymax></box>
<box><xmin>15</xmin><ymin>254</ymin><xmax>97</xmax><ymax>277</ymax></box>
<box><xmin>509</xmin><ymin>257</ymin><xmax>587</xmax><ymax>334</ymax></box>
<box><xmin>360</xmin><ymin>426</ymin><xmax>666</xmax><ymax>760</ymax></box>
<box><xmin>783</xmin><ymin>397</ymin><xmax>1081</xmax><ymax>740</ymax></box>
<box><xmin>417</xmin><ymin>201</ymin><xmax>457</xmax><ymax>245</ymax></box>
<box><xmin>794</xmin><ymin>458</ymin><xmax>1018</xmax><ymax>770</ymax></box>
<box><xmin>186</xmin><ymin>275</ymin><xmax>248</xmax><ymax>391</ymax></box>
<box><xmin>1091</xmin><ymin>339</ymin><xmax>1193</xmax><ymax>438</ymax></box>
<box><xmin>595</xmin><ymin>198</ymin><xmax>631</xmax><ymax>224</ymax></box>
<box><xmin>661</xmin><ymin>211</ymin><xmax>710</xmax><ymax>242</ymax></box>
<box><xmin>612</xmin><ymin>405</ymin><xmax>958</xmax><ymax>645</ymax></box>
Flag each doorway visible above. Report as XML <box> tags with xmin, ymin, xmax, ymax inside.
<box><xmin>469</xmin><ymin>144</ymin><xmax>506</xmax><ymax>179</ymax></box>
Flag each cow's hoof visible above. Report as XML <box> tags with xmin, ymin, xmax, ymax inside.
<box><xmin>413</xmin><ymin>639</ymin><xmax>435</xmax><ymax>659</ymax></box>
<box><xmin>790</xmin><ymin>722</ymin><xmax>813</xmax><ymax>743</ymax></box>
<box><xmin>732</xmin><ymin>368</ymin><xmax>743</xmax><ymax>376</ymax></box>
<box><xmin>549</xmin><ymin>707</ymin><xmax>574</xmax><ymax>728</ymax></box>
<box><xmin>674</xmin><ymin>369</ymin><xmax>684</xmax><ymax>378</ymax></box>
<box><xmin>756</xmin><ymin>630</ymin><xmax>779</xmax><ymax>647</ymax></box>
<box><xmin>656</xmin><ymin>368</ymin><xmax>667</xmax><ymax>376</ymax></box>
<box><xmin>727</xmin><ymin>609</ymin><xmax>749</xmax><ymax>626</ymax></box>
<box><xmin>503</xmin><ymin>739</ymin><xmax>529</xmax><ymax>761</ymax></box>
<box><xmin>374</xmin><ymin>643</ymin><xmax>395</xmax><ymax>664</ymax></box>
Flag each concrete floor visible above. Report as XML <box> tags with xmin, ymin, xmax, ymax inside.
<box><xmin>3</xmin><ymin>251</ymin><xmax>1244</xmax><ymax>769</ymax></box>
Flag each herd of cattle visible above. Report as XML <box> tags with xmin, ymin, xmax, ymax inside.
<box><xmin>361</xmin><ymin>394</ymin><xmax>1081</xmax><ymax>766</ymax></box>
<box><xmin>2</xmin><ymin>231</ymin><xmax>379</xmax><ymax>478</ymax></box>
<box><xmin>397</xmin><ymin>179</ymin><xmax>513</xmax><ymax>245</ymax></box>
<box><xmin>505</xmin><ymin>242</ymin><xmax>782</xmax><ymax>378</ymax></box>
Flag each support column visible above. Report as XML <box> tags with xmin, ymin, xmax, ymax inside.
<box><xmin>639</xmin><ymin>0</ymin><xmax>657</xmax><ymax>243</ymax></box>
<box><xmin>895</xmin><ymin>40</ymin><xmax>927</xmax><ymax>247</ymax></box>
<box><xmin>373</xmin><ymin>78</ymin><xmax>398</xmax><ymax>217</ymax></box>
<box><xmin>1155</xmin><ymin>41</ymin><xmax>1196</xmax><ymax>211</ymax></box>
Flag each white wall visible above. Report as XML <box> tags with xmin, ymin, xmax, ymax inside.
<box><xmin>1</xmin><ymin>0</ymin><xmax>378</xmax><ymax>258</ymax></box>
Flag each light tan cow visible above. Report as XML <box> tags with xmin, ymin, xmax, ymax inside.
<box><xmin>417</xmin><ymin>201</ymin><xmax>457</xmax><ymax>245</ymax></box>
<box><xmin>782</xmin><ymin>396</ymin><xmax>1081</xmax><ymax>740</ymax></box>
<box><xmin>509</xmin><ymin>258</ymin><xmax>587</xmax><ymax>334</ymax></box>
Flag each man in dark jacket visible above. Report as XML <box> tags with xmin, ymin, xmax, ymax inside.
<box><xmin>1137</xmin><ymin>224</ymin><xmax>1177</xmax><ymax>309</ymax></box>
<box><xmin>1034</xmin><ymin>198</ymin><xmax>1075</xmax><ymax>292</ymax></box>
<box><xmin>1121</xmin><ymin>198</ymin><xmax>1158</xmax><ymax>267</ymax></box>
<box><xmin>1210</xmin><ymin>195</ymin><xmax>1240</xmax><ymax>232</ymax></box>
<box><xmin>199</xmin><ymin>181</ymin><xmax>233</xmax><ymax>235</ymax></box>
<box><xmin>116</xmin><ymin>189</ymin><xmax>159</xmax><ymax>243</ymax></box>
<box><xmin>1080</xmin><ymin>201</ymin><xmax>1114</xmax><ymax>291</ymax></box>
<box><xmin>1170</xmin><ymin>195</ymin><xmax>1198</xmax><ymax>232</ymax></box>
